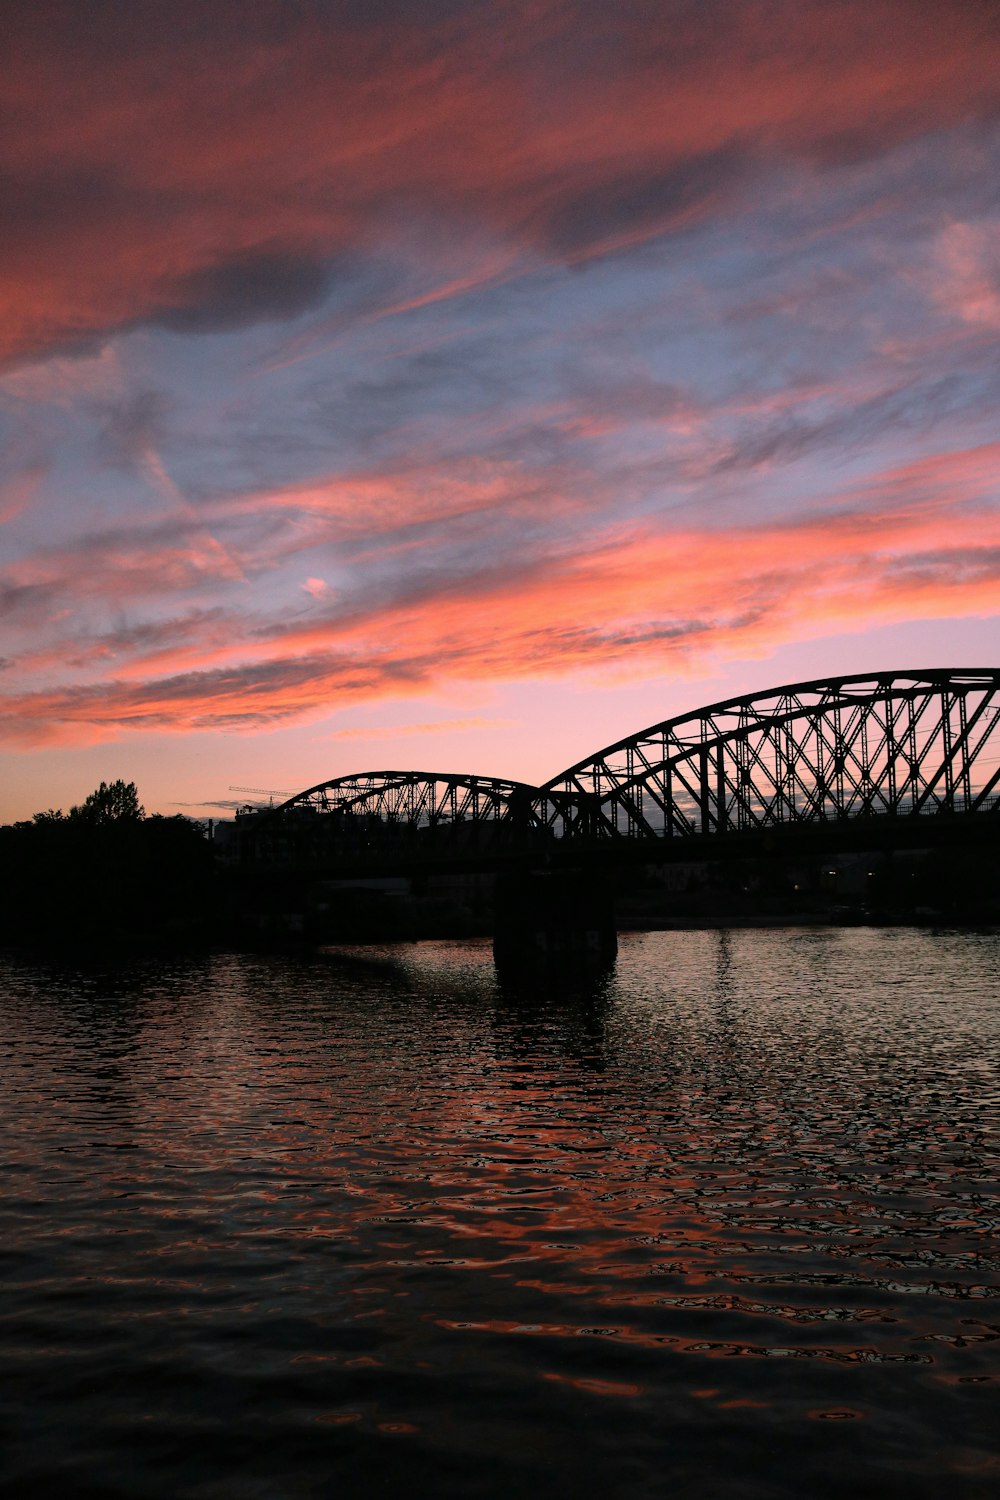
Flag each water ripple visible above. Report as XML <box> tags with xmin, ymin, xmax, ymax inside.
<box><xmin>1</xmin><ymin>927</ymin><xmax>998</xmax><ymax>1498</ymax></box>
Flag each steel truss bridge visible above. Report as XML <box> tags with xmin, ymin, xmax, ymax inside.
<box><xmin>237</xmin><ymin>670</ymin><xmax>1000</xmax><ymax>872</ymax></box>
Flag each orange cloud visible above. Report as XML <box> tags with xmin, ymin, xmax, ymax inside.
<box><xmin>0</xmin><ymin>437</ymin><xmax>995</xmax><ymax>746</ymax></box>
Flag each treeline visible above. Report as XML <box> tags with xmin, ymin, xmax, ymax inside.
<box><xmin>0</xmin><ymin>781</ymin><xmax>215</xmax><ymax>948</ymax></box>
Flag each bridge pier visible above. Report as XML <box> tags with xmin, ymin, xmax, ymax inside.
<box><xmin>492</xmin><ymin>868</ymin><xmax>617</xmax><ymax>976</ymax></box>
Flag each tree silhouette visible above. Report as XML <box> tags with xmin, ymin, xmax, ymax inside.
<box><xmin>70</xmin><ymin>779</ymin><xmax>145</xmax><ymax>825</ymax></box>
<box><xmin>0</xmin><ymin>780</ymin><xmax>216</xmax><ymax>947</ymax></box>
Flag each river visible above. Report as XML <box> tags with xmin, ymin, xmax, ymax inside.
<box><xmin>1</xmin><ymin>927</ymin><xmax>998</xmax><ymax>1498</ymax></box>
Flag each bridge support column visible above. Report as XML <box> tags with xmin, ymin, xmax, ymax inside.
<box><xmin>492</xmin><ymin>868</ymin><xmax>617</xmax><ymax>976</ymax></box>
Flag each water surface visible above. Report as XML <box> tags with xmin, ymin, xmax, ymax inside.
<box><xmin>1</xmin><ymin>928</ymin><xmax>998</xmax><ymax>1498</ymax></box>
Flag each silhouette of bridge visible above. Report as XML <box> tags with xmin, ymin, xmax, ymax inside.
<box><xmin>234</xmin><ymin>669</ymin><xmax>999</xmax><ymax>876</ymax></box>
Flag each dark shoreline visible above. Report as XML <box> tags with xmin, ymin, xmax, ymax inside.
<box><xmin>2</xmin><ymin>909</ymin><xmax>997</xmax><ymax>968</ymax></box>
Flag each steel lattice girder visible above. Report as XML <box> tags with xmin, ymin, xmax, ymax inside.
<box><xmin>271</xmin><ymin>770</ymin><xmax>600</xmax><ymax>837</ymax></box>
<box><xmin>258</xmin><ymin>670</ymin><xmax>1000</xmax><ymax>850</ymax></box>
<box><xmin>542</xmin><ymin>669</ymin><xmax>1000</xmax><ymax>838</ymax></box>
<box><xmin>277</xmin><ymin>772</ymin><xmax>533</xmax><ymax>825</ymax></box>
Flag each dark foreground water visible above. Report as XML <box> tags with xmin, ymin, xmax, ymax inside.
<box><xmin>1</xmin><ymin>928</ymin><xmax>998</xmax><ymax>1500</ymax></box>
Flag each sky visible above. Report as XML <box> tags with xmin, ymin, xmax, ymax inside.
<box><xmin>2</xmin><ymin>0</ymin><xmax>999</xmax><ymax>820</ymax></box>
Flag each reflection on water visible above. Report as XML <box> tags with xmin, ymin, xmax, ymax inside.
<box><xmin>1</xmin><ymin>928</ymin><xmax>998</xmax><ymax>1498</ymax></box>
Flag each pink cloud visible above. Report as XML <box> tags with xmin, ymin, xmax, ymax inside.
<box><xmin>4</xmin><ymin>1</ymin><xmax>1000</xmax><ymax>367</ymax></box>
<box><xmin>0</xmin><ymin>435</ymin><xmax>995</xmax><ymax>747</ymax></box>
<box><xmin>932</xmin><ymin>221</ymin><xmax>1000</xmax><ymax>329</ymax></box>
<box><xmin>0</xmin><ymin>464</ymin><xmax>46</xmax><ymax>526</ymax></box>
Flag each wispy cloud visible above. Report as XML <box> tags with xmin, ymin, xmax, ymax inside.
<box><xmin>1</xmin><ymin>1</ymin><xmax>998</xmax><ymax>791</ymax></box>
<box><xmin>4</xmin><ymin>1</ymin><xmax>1000</xmax><ymax>367</ymax></box>
<box><xmin>0</xmin><ymin>439</ymin><xmax>995</xmax><ymax>745</ymax></box>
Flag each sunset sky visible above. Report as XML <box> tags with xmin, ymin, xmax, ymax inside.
<box><xmin>2</xmin><ymin>0</ymin><xmax>999</xmax><ymax>820</ymax></box>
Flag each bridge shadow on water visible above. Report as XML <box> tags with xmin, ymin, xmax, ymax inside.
<box><xmin>307</xmin><ymin>938</ymin><xmax>616</xmax><ymax>1075</ymax></box>
<box><xmin>492</xmin><ymin>968</ymin><xmax>614</xmax><ymax>1074</ymax></box>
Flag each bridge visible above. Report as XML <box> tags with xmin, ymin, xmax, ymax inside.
<box><xmin>234</xmin><ymin>669</ymin><xmax>1000</xmax><ymax>874</ymax></box>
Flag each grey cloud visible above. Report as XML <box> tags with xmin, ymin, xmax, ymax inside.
<box><xmin>884</xmin><ymin>545</ymin><xmax>1000</xmax><ymax>584</ymax></box>
<box><xmin>703</xmin><ymin>368</ymin><xmax>1000</xmax><ymax>480</ymax></box>
<box><xmin>60</xmin><ymin>608</ymin><xmax>231</xmax><ymax>669</ymax></box>
<box><xmin>25</xmin><ymin>646</ymin><xmax>443</xmax><ymax>732</ymax></box>
<box><xmin>98</xmin><ymin>389</ymin><xmax>174</xmax><ymax>467</ymax></box>
<box><xmin>0</xmin><ymin>579</ymin><xmax>61</xmax><ymax>625</ymax></box>
<box><xmin>536</xmin><ymin>151</ymin><xmax>746</xmax><ymax>258</ymax></box>
<box><xmin>152</xmin><ymin>252</ymin><xmax>335</xmax><ymax>334</ymax></box>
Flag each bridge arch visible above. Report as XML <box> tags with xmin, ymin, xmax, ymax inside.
<box><xmin>275</xmin><ymin>771</ymin><xmax>541</xmax><ymax>826</ymax></box>
<box><xmin>235</xmin><ymin>770</ymin><xmax>602</xmax><ymax>868</ymax></box>
<box><xmin>271</xmin><ymin>770</ymin><xmax>600</xmax><ymax>839</ymax></box>
<box><xmin>543</xmin><ymin>669</ymin><xmax>1000</xmax><ymax>839</ymax></box>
